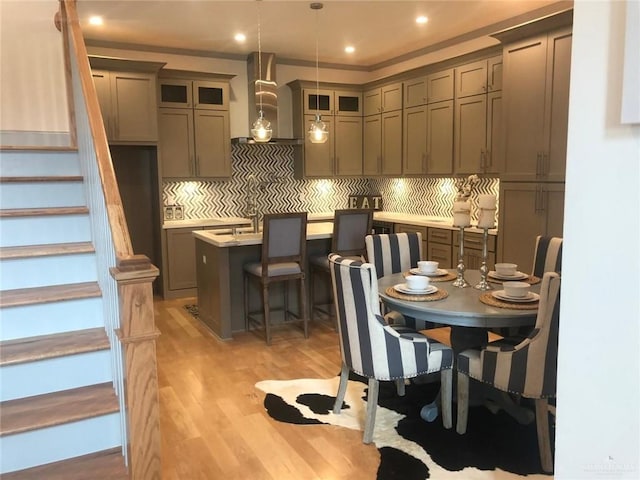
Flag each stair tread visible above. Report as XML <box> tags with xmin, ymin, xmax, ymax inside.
<box><xmin>0</xmin><ymin>281</ymin><xmax>101</xmax><ymax>308</ymax></box>
<box><xmin>0</xmin><ymin>206</ymin><xmax>89</xmax><ymax>218</ymax></box>
<box><xmin>0</xmin><ymin>448</ymin><xmax>127</xmax><ymax>480</ymax></box>
<box><xmin>0</xmin><ymin>242</ymin><xmax>95</xmax><ymax>260</ymax></box>
<box><xmin>0</xmin><ymin>382</ymin><xmax>120</xmax><ymax>436</ymax></box>
<box><xmin>0</xmin><ymin>327</ymin><xmax>110</xmax><ymax>366</ymax></box>
<box><xmin>0</xmin><ymin>176</ymin><xmax>83</xmax><ymax>183</ymax></box>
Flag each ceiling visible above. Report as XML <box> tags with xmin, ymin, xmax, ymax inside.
<box><xmin>77</xmin><ymin>0</ymin><xmax>572</xmax><ymax>69</ymax></box>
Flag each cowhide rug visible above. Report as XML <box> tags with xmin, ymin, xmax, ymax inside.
<box><xmin>255</xmin><ymin>373</ymin><xmax>553</xmax><ymax>480</ymax></box>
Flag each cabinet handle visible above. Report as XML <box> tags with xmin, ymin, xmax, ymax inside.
<box><xmin>195</xmin><ymin>155</ymin><xmax>200</xmax><ymax>176</ymax></box>
<box><xmin>541</xmin><ymin>186</ymin><xmax>547</xmax><ymax>212</ymax></box>
<box><xmin>486</xmin><ymin>149</ymin><xmax>492</xmax><ymax>169</ymax></box>
<box><xmin>480</xmin><ymin>149</ymin><xmax>486</xmax><ymax>169</ymax></box>
<box><xmin>543</xmin><ymin>152</ymin><xmax>549</xmax><ymax>176</ymax></box>
<box><xmin>536</xmin><ymin>152</ymin><xmax>542</xmax><ymax>177</ymax></box>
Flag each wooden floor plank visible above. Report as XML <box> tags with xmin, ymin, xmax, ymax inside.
<box><xmin>155</xmin><ymin>296</ymin><xmax>380</xmax><ymax>479</ymax></box>
<box><xmin>0</xmin><ymin>206</ymin><xmax>88</xmax><ymax>218</ymax></box>
<box><xmin>0</xmin><ymin>176</ymin><xmax>83</xmax><ymax>183</ymax></box>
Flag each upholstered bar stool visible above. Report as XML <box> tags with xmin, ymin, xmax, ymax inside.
<box><xmin>243</xmin><ymin>212</ymin><xmax>309</xmax><ymax>345</ymax></box>
<box><xmin>309</xmin><ymin>209</ymin><xmax>373</xmax><ymax>327</ymax></box>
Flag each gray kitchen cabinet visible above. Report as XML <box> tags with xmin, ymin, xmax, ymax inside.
<box><xmin>364</xmin><ymin>82</ymin><xmax>403</xmax><ymax>115</ymax></box>
<box><xmin>455</xmin><ymin>56</ymin><xmax>502</xmax><ymax>98</ymax></box>
<box><xmin>166</xmin><ymin>227</ymin><xmax>201</xmax><ymax>291</ymax></box>
<box><xmin>364</xmin><ymin>110</ymin><xmax>402</xmax><ymax>176</ymax></box>
<box><xmin>403</xmin><ymin>105</ymin><xmax>428</xmax><ymax>175</ymax></box>
<box><xmin>426</xmin><ymin>100</ymin><xmax>454</xmax><ymax>175</ymax></box>
<box><xmin>453</xmin><ymin>230</ymin><xmax>496</xmax><ymax>271</ymax></box>
<box><xmin>427</xmin><ymin>69</ymin><xmax>454</xmax><ymax>103</ymax></box>
<box><xmin>302</xmin><ymin>88</ymin><xmax>362</xmax><ymax>116</ymax></box>
<box><xmin>404</xmin><ymin>76</ymin><xmax>428</xmax><ymax>108</ymax></box>
<box><xmin>497</xmin><ymin>182</ymin><xmax>565</xmax><ymax>274</ymax></box>
<box><xmin>427</xmin><ymin>228</ymin><xmax>453</xmax><ymax>268</ymax></box>
<box><xmin>290</xmin><ymin>81</ymin><xmax>363</xmax><ymax>178</ymax></box>
<box><xmin>498</xmin><ymin>27</ymin><xmax>572</xmax><ymax>181</ymax></box>
<box><xmin>158</xmin><ymin>72</ymin><xmax>232</xmax><ymax>179</ymax></box>
<box><xmin>92</xmin><ymin>69</ymin><xmax>158</xmax><ymax>143</ymax></box>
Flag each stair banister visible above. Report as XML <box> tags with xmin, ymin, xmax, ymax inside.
<box><xmin>57</xmin><ymin>1</ymin><xmax>161</xmax><ymax>478</ymax></box>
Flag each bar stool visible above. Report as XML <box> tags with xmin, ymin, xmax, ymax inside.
<box><xmin>308</xmin><ymin>209</ymin><xmax>373</xmax><ymax>327</ymax></box>
<box><xmin>243</xmin><ymin>212</ymin><xmax>309</xmax><ymax>345</ymax></box>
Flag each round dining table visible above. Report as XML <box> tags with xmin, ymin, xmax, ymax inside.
<box><xmin>378</xmin><ymin>269</ymin><xmax>540</xmax><ymax>424</ymax></box>
<box><xmin>378</xmin><ymin>269</ymin><xmax>540</xmax><ymax>332</ymax></box>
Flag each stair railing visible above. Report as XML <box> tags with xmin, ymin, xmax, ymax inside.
<box><xmin>58</xmin><ymin>1</ymin><xmax>161</xmax><ymax>478</ymax></box>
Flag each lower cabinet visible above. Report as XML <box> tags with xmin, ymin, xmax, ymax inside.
<box><xmin>497</xmin><ymin>182</ymin><xmax>565</xmax><ymax>273</ymax></box>
<box><xmin>453</xmin><ymin>231</ymin><xmax>496</xmax><ymax>270</ymax></box>
<box><xmin>427</xmin><ymin>228</ymin><xmax>453</xmax><ymax>268</ymax></box>
<box><xmin>166</xmin><ymin>227</ymin><xmax>202</xmax><ymax>292</ymax></box>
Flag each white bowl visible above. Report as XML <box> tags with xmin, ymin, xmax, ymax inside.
<box><xmin>418</xmin><ymin>260</ymin><xmax>439</xmax><ymax>274</ymax></box>
<box><xmin>495</xmin><ymin>263</ymin><xmax>518</xmax><ymax>276</ymax></box>
<box><xmin>503</xmin><ymin>281</ymin><xmax>530</xmax><ymax>298</ymax></box>
<box><xmin>405</xmin><ymin>275</ymin><xmax>430</xmax><ymax>291</ymax></box>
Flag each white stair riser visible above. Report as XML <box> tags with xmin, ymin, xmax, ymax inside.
<box><xmin>0</xmin><ymin>182</ymin><xmax>86</xmax><ymax>209</ymax></box>
<box><xmin>0</xmin><ymin>413</ymin><xmax>122</xmax><ymax>474</ymax></box>
<box><xmin>0</xmin><ymin>350</ymin><xmax>113</xmax><ymax>402</ymax></box>
<box><xmin>0</xmin><ymin>297</ymin><xmax>103</xmax><ymax>341</ymax></box>
<box><xmin>0</xmin><ymin>214</ymin><xmax>91</xmax><ymax>247</ymax></box>
<box><xmin>0</xmin><ymin>151</ymin><xmax>81</xmax><ymax>176</ymax></box>
<box><xmin>0</xmin><ymin>253</ymin><xmax>97</xmax><ymax>290</ymax></box>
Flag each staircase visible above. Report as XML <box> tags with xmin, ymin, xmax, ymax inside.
<box><xmin>0</xmin><ymin>148</ymin><xmax>129</xmax><ymax>477</ymax></box>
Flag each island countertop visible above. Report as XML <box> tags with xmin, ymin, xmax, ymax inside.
<box><xmin>192</xmin><ymin>222</ymin><xmax>334</xmax><ymax>247</ymax></box>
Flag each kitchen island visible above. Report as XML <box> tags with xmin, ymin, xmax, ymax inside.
<box><xmin>193</xmin><ymin>222</ymin><xmax>333</xmax><ymax>340</ymax></box>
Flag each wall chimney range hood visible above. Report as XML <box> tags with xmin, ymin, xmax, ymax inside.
<box><xmin>233</xmin><ymin>51</ymin><xmax>302</xmax><ymax>145</ymax></box>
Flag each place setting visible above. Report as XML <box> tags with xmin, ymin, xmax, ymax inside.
<box><xmin>386</xmin><ymin>273</ymin><xmax>449</xmax><ymax>302</ymax></box>
<box><xmin>479</xmin><ymin>280</ymin><xmax>540</xmax><ymax>310</ymax></box>
<box><xmin>487</xmin><ymin>262</ymin><xmax>541</xmax><ymax>285</ymax></box>
<box><xmin>406</xmin><ymin>260</ymin><xmax>456</xmax><ymax>282</ymax></box>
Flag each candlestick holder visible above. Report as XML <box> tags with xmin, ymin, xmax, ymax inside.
<box><xmin>474</xmin><ymin>227</ymin><xmax>493</xmax><ymax>291</ymax></box>
<box><xmin>452</xmin><ymin>226</ymin><xmax>470</xmax><ymax>288</ymax></box>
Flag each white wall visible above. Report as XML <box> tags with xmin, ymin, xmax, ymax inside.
<box><xmin>555</xmin><ymin>1</ymin><xmax>640</xmax><ymax>478</ymax></box>
<box><xmin>0</xmin><ymin>1</ymin><xmax>68</xmax><ymax>133</ymax></box>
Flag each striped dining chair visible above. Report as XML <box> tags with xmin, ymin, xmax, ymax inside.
<box><xmin>364</xmin><ymin>232</ymin><xmax>422</xmax><ymax>278</ymax></box>
<box><xmin>456</xmin><ymin>271</ymin><xmax>561</xmax><ymax>473</ymax></box>
<box><xmin>329</xmin><ymin>254</ymin><xmax>453</xmax><ymax>444</ymax></box>
<box><xmin>532</xmin><ymin>236</ymin><xmax>563</xmax><ymax>277</ymax></box>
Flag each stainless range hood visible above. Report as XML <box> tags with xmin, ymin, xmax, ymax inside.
<box><xmin>234</xmin><ymin>51</ymin><xmax>302</xmax><ymax>145</ymax></box>
<box><xmin>231</xmin><ymin>137</ymin><xmax>303</xmax><ymax>145</ymax></box>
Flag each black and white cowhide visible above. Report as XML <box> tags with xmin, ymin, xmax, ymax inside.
<box><xmin>255</xmin><ymin>373</ymin><xmax>552</xmax><ymax>480</ymax></box>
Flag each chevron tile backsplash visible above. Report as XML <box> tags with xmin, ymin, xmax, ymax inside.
<box><xmin>163</xmin><ymin>144</ymin><xmax>499</xmax><ymax>223</ymax></box>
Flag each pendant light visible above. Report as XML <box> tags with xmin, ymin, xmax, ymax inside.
<box><xmin>250</xmin><ymin>0</ymin><xmax>272</xmax><ymax>142</ymax></box>
<box><xmin>308</xmin><ymin>2</ymin><xmax>328</xmax><ymax>144</ymax></box>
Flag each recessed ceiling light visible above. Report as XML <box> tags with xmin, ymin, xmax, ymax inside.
<box><xmin>345</xmin><ymin>46</ymin><xmax>355</xmax><ymax>54</ymax></box>
<box><xmin>416</xmin><ymin>16</ymin><xmax>428</xmax><ymax>25</ymax></box>
<box><xmin>89</xmin><ymin>16</ymin><xmax>103</xmax><ymax>26</ymax></box>
<box><xmin>234</xmin><ymin>33</ymin><xmax>246</xmax><ymax>43</ymax></box>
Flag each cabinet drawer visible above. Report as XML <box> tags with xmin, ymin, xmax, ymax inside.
<box><xmin>454</xmin><ymin>231</ymin><xmax>496</xmax><ymax>252</ymax></box>
<box><xmin>427</xmin><ymin>227</ymin><xmax>452</xmax><ymax>244</ymax></box>
<box><xmin>394</xmin><ymin>223</ymin><xmax>427</xmax><ymax>238</ymax></box>
<box><xmin>427</xmin><ymin>243</ymin><xmax>452</xmax><ymax>268</ymax></box>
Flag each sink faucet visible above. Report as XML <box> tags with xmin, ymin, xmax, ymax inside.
<box><xmin>246</xmin><ymin>174</ymin><xmax>265</xmax><ymax>233</ymax></box>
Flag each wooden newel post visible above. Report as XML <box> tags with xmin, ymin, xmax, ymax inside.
<box><xmin>112</xmin><ymin>255</ymin><xmax>162</xmax><ymax>479</ymax></box>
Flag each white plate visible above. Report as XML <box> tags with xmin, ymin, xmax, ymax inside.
<box><xmin>409</xmin><ymin>268</ymin><xmax>448</xmax><ymax>277</ymax></box>
<box><xmin>492</xmin><ymin>290</ymin><xmax>540</xmax><ymax>303</ymax></box>
<box><xmin>394</xmin><ymin>283</ymin><xmax>438</xmax><ymax>295</ymax></box>
<box><xmin>488</xmin><ymin>271</ymin><xmax>529</xmax><ymax>281</ymax></box>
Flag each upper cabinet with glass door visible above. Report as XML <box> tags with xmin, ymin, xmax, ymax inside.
<box><xmin>159</xmin><ymin>78</ymin><xmax>230</xmax><ymax>111</ymax></box>
<box><xmin>302</xmin><ymin>88</ymin><xmax>362</xmax><ymax>116</ymax></box>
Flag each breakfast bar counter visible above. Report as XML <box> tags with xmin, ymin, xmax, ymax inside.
<box><xmin>193</xmin><ymin>223</ymin><xmax>333</xmax><ymax>339</ymax></box>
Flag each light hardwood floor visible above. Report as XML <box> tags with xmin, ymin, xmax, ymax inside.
<box><xmin>155</xmin><ymin>297</ymin><xmax>380</xmax><ymax>479</ymax></box>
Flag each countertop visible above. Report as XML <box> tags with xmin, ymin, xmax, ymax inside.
<box><xmin>167</xmin><ymin>212</ymin><xmax>497</xmax><ymax>235</ymax></box>
<box><xmin>193</xmin><ymin>222</ymin><xmax>334</xmax><ymax>247</ymax></box>
<box><xmin>163</xmin><ymin>216</ymin><xmax>251</xmax><ymax>230</ymax></box>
